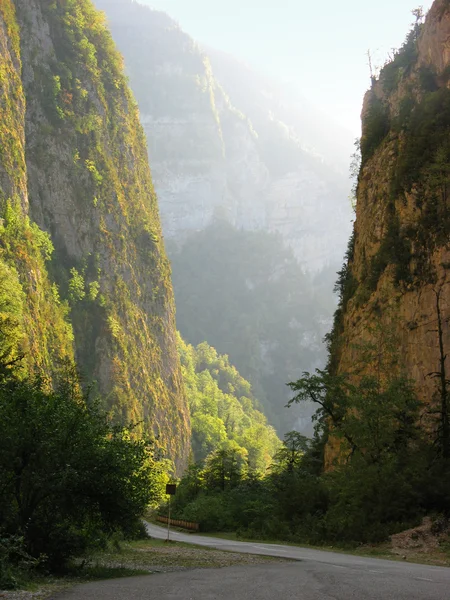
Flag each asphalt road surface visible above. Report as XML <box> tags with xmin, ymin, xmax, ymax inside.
<box><xmin>58</xmin><ymin>523</ymin><xmax>450</xmax><ymax>600</ymax></box>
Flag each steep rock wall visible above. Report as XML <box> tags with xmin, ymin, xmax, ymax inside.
<box><xmin>0</xmin><ymin>0</ymin><xmax>74</xmax><ymax>376</ymax></box>
<box><xmin>0</xmin><ymin>0</ymin><xmax>190</xmax><ymax>471</ymax></box>
<box><xmin>328</xmin><ymin>0</ymin><xmax>450</xmax><ymax>465</ymax></box>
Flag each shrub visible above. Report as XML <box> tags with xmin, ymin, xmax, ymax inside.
<box><xmin>180</xmin><ymin>494</ymin><xmax>234</xmax><ymax>532</ymax></box>
<box><xmin>0</xmin><ymin>535</ymin><xmax>38</xmax><ymax>590</ymax></box>
<box><xmin>0</xmin><ymin>373</ymin><xmax>165</xmax><ymax>571</ymax></box>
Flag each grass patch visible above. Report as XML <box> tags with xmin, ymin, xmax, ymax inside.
<box><xmin>90</xmin><ymin>538</ymin><xmax>283</xmax><ymax>572</ymax></box>
<box><xmin>71</xmin><ymin>564</ymin><xmax>150</xmax><ymax>579</ymax></box>
<box><xmin>1</xmin><ymin>538</ymin><xmax>282</xmax><ymax>596</ymax></box>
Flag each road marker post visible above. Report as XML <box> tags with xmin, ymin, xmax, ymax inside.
<box><xmin>165</xmin><ymin>483</ymin><xmax>177</xmax><ymax>542</ymax></box>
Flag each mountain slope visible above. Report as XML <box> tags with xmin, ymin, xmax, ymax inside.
<box><xmin>94</xmin><ymin>0</ymin><xmax>352</xmax><ymax>271</ymax></box>
<box><xmin>170</xmin><ymin>221</ymin><xmax>333</xmax><ymax>434</ymax></box>
<box><xmin>208</xmin><ymin>48</ymin><xmax>353</xmax><ymax>269</ymax></box>
<box><xmin>0</xmin><ymin>0</ymin><xmax>190</xmax><ymax>470</ymax></box>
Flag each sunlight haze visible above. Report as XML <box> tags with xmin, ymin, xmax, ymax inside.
<box><xmin>143</xmin><ymin>0</ymin><xmax>434</xmax><ymax>134</ymax></box>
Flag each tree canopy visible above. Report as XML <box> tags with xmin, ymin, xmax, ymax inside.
<box><xmin>179</xmin><ymin>335</ymin><xmax>280</xmax><ymax>472</ymax></box>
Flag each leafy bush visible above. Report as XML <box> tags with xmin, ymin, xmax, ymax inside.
<box><xmin>0</xmin><ymin>260</ymin><xmax>25</xmax><ymax>377</ymax></box>
<box><xmin>180</xmin><ymin>494</ymin><xmax>234</xmax><ymax>532</ymax></box>
<box><xmin>68</xmin><ymin>267</ymin><xmax>86</xmax><ymax>303</ymax></box>
<box><xmin>322</xmin><ymin>458</ymin><xmax>422</xmax><ymax>544</ymax></box>
<box><xmin>418</xmin><ymin>66</ymin><xmax>439</xmax><ymax>93</ymax></box>
<box><xmin>0</xmin><ymin>535</ymin><xmax>38</xmax><ymax>590</ymax></box>
<box><xmin>0</xmin><ymin>372</ymin><xmax>167</xmax><ymax>572</ymax></box>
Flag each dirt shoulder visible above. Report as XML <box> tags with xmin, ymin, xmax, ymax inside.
<box><xmin>0</xmin><ymin>539</ymin><xmax>287</xmax><ymax>600</ymax></box>
<box><xmin>388</xmin><ymin>517</ymin><xmax>450</xmax><ymax>566</ymax></box>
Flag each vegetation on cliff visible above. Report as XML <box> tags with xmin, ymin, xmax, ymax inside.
<box><xmin>350</xmin><ymin>5</ymin><xmax>450</xmax><ymax>301</ymax></box>
<box><xmin>0</xmin><ymin>0</ymin><xmax>75</xmax><ymax>381</ymax></box>
<box><xmin>325</xmin><ymin>1</ymin><xmax>450</xmax><ymax>466</ymax></box>
<box><xmin>0</xmin><ymin>0</ymin><xmax>190</xmax><ymax>469</ymax></box>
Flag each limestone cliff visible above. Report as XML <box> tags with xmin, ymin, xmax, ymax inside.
<box><xmin>327</xmin><ymin>0</ymin><xmax>450</xmax><ymax>463</ymax></box>
<box><xmin>94</xmin><ymin>0</ymin><xmax>352</xmax><ymax>272</ymax></box>
<box><xmin>0</xmin><ymin>0</ymin><xmax>190</xmax><ymax>471</ymax></box>
<box><xmin>0</xmin><ymin>0</ymin><xmax>74</xmax><ymax>376</ymax></box>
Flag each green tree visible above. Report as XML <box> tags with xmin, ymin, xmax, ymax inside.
<box><xmin>179</xmin><ymin>335</ymin><xmax>280</xmax><ymax>471</ymax></box>
<box><xmin>191</xmin><ymin>413</ymin><xmax>227</xmax><ymax>458</ymax></box>
<box><xmin>272</xmin><ymin>431</ymin><xmax>310</xmax><ymax>474</ymax></box>
<box><xmin>0</xmin><ymin>372</ymin><xmax>166</xmax><ymax>571</ymax></box>
<box><xmin>288</xmin><ymin>369</ymin><xmax>420</xmax><ymax>465</ymax></box>
<box><xmin>68</xmin><ymin>267</ymin><xmax>86</xmax><ymax>304</ymax></box>
<box><xmin>287</xmin><ymin>366</ymin><xmax>425</xmax><ymax>542</ymax></box>
<box><xmin>204</xmin><ymin>444</ymin><xmax>248</xmax><ymax>491</ymax></box>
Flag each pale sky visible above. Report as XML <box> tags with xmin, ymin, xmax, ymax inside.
<box><xmin>142</xmin><ymin>0</ymin><xmax>434</xmax><ymax>136</ymax></box>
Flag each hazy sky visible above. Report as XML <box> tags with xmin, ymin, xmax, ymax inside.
<box><xmin>142</xmin><ymin>0</ymin><xmax>434</xmax><ymax>135</ymax></box>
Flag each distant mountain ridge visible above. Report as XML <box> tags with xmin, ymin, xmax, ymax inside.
<box><xmin>95</xmin><ymin>0</ymin><xmax>353</xmax><ymax>272</ymax></box>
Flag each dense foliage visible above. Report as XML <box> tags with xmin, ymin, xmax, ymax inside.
<box><xmin>178</xmin><ymin>335</ymin><xmax>280</xmax><ymax>471</ymax></box>
<box><xmin>0</xmin><ymin>364</ymin><xmax>168</xmax><ymax>586</ymax></box>
<box><xmin>170</xmin><ymin>333</ymin><xmax>450</xmax><ymax>544</ymax></box>
<box><xmin>360</xmin><ymin>96</ymin><xmax>390</xmax><ymax>163</ymax></box>
<box><xmin>170</xmin><ymin>220</ymin><xmax>336</xmax><ymax>434</ymax></box>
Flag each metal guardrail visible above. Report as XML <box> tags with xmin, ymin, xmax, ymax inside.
<box><xmin>157</xmin><ymin>515</ymin><xmax>200</xmax><ymax>531</ymax></box>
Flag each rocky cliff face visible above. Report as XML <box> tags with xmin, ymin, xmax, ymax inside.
<box><xmin>327</xmin><ymin>0</ymin><xmax>450</xmax><ymax>464</ymax></box>
<box><xmin>94</xmin><ymin>0</ymin><xmax>352</xmax><ymax>272</ymax></box>
<box><xmin>0</xmin><ymin>0</ymin><xmax>74</xmax><ymax>376</ymax></box>
<box><xmin>0</xmin><ymin>0</ymin><xmax>190</xmax><ymax>471</ymax></box>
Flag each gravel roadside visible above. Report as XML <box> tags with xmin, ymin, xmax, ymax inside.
<box><xmin>0</xmin><ymin>539</ymin><xmax>287</xmax><ymax>600</ymax></box>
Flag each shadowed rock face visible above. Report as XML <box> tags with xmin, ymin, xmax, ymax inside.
<box><xmin>94</xmin><ymin>0</ymin><xmax>353</xmax><ymax>272</ymax></box>
<box><xmin>0</xmin><ymin>0</ymin><xmax>190</xmax><ymax>472</ymax></box>
<box><xmin>326</xmin><ymin>0</ymin><xmax>450</xmax><ymax>466</ymax></box>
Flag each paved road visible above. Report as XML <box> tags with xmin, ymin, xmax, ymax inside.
<box><xmin>58</xmin><ymin>523</ymin><xmax>450</xmax><ymax>599</ymax></box>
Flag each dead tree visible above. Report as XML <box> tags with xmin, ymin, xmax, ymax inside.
<box><xmin>427</xmin><ymin>286</ymin><xmax>450</xmax><ymax>459</ymax></box>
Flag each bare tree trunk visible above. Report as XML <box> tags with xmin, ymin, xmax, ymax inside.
<box><xmin>434</xmin><ymin>287</ymin><xmax>449</xmax><ymax>459</ymax></box>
